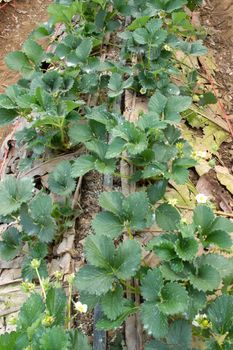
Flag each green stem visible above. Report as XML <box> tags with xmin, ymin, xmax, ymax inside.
<box><xmin>113</xmin><ymin>172</ymin><xmax>131</xmax><ymax>180</ymax></box>
<box><xmin>120</xmin><ymin>279</ymin><xmax>140</xmax><ymax>293</ymax></box>
<box><xmin>67</xmin><ymin>282</ymin><xmax>72</xmax><ymax>329</ymax></box>
<box><xmin>148</xmin><ymin>43</ymin><xmax>152</xmax><ymax>70</ymax></box>
<box><xmin>59</xmin><ymin>117</ymin><xmax>66</xmax><ymax>146</ymax></box>
<box><xmin>35</xmin><ymin>268</ymin><xmax>46</xmax><ymax>301</ymax></box>
<box><xmin>127</xmin><ymin>226</ymin><xmax>134</xmax><ymax>240</ymax></box>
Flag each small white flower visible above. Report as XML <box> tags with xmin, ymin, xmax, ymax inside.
<box><xmin>168</xmin><ymin>198</ymin><xmax>178</xmax><ymax>206</ymax></box>
<box><xmin>196</xmin><ymin>193</ymin><xmax>208</xmax><ymax>204</ymax></box>
<box><xmin>163</xmin><ymin>44</ymin><xmax>173</xmax><ymax>52</ymax></box>
<box><xmin>197</xmin><ymin>150</ymin><xmax>207</xmax><ymax>159</ymax></box>
<box><xmin>75</xmin><ymin>301</ymin><xmax>88</xmax><ymax>313</ymax></box>
<box><xmin>192</xmin><ymin>314</ymin><xmax>211</xmax><ymax>328</ymax></box>
<box><xmin>192</xmin><ymin>320</ymin><xmax>200</xmax><ymax>327</ymax></box>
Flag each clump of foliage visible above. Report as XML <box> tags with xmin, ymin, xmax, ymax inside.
<box><xmin>0</xmin><ymin>0</ymin><xmax>232</xmax><ymax>349</ymax></box>
<box><xmin>0</xmin><ymin>262</ymin><xmax>91</xmax><ymax>349</ymax></box>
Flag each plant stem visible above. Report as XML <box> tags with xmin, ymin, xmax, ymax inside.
<box><xmin>67</xmin><ymin>282</ymin><xmax>72</xmax><ymax>329</ymax></box>
<box><xmin>127</xmin><ymin>226</ymin><xmax>134</xmax><ymax>240</ymax></box>
<box><xmin>120</xmin><ymin>279</ymin><xmax>140</xmax><ymax>293</ymax></box>
<box><xmin>35</xmin><ymin>267</ymin><xmax>46</xmax><ymax>301</ymax></box>
<box><xmin>113</xmin><ymin>172</ymin><xmax>131</xmax><ymax>180</ymax></box>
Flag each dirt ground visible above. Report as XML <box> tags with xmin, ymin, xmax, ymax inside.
<box><xmin>201</xmin><ymin>0</ymin><xmax>233</xmax><ymax>114</ymax></box>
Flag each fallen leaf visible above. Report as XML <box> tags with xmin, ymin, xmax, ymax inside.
<box><xmin>215</xmin><ymin>166</ymin><xmax>233</xmax><ymax>195</ymax></box>
<box><xmin>196</xmin><ymin>175</ymin><xmax>215</xmax><ymax>200</ymax></box>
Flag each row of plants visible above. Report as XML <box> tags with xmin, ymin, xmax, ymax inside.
<box><xmin>0</xmin><ymin>0</ymin><xmax>232</xmax><ymax>349</ymax></box>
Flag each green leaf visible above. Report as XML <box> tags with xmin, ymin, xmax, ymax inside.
<box><xmin>141</xmin><ymin>268</ymin><xmax>163</xmax><ymax>301</ymax></box>
<box><xmin>187</xmin><ymin>0</ymin><xmax>202</xmax><ymax>10</ymax></box>
<box><xmin>48</xmin><ymin>2</ymin><xmax>80</xmax><ymax>25</ymax></box>
<box><xmin>22</xmin><ymin>257</ymin><xmax>48</xmax><ymax>281</ymax></box>
<box><xmin>114</xmin><ymin>240</ymin><xmax>141</xmax><ymax>279</ymax></box>
<box><xmin>148</xmin><ymin>92</ymin><xmax>167</xmax><ymax>115</ymax></box>
<box><xmin>79</xmin><ymin>292</ymin><xmax>100</xmax><ymax>310</ymax></box>
<box><xmin>22</xmin><ymin>39</ymin><xmax>44</xmax><ymax>65</ymax></box>
<box><xmin>41</xmin><ymin>71</ymin><xmax>63</xmax><ymax>93</ymax></box>
<box><xmin>76</xmin><ymin>38</ymin><xmax>93</xmax><ymax>63</ymax></box>
<box><xmin>30</xmin><ymin>192</ymin><xmax>52</xmax><ymax>219</ymax></box>
<box><xmin>133</xmin><ymin>28</ymin><xmax>148</xmax><ymax>44</ymax></box>
<box><xmin>68</xmin><ymin>329</ymin><xmax>91</xmax><ymax>350</ymax></box>
<box><xmin>141</xmin><ymin>302</ymin><xmax>168</xmax><ymax>338</ymax></box>
<box><xmin>0</xmin><ymin>227</ymin><xmax>21</xmax><ymax>261</ymax></box>
<box><xmin>24</xmin><ymin>195</ymin><xmax>56</xmax><ymax>243</ymax></box>
<box><xmin>200</xmin><ymin>254</ymin><xmax>233</xmax><ymax>278</ymax></box>
<box><xmin>31</xmin><ymin>218</ymin><xmax>56</xmax><ymax>243</ymax></box>
<box><xmin>171</xmin><ymin>165</ymin><xmax>189</xmax><ymax>184</ymax></box>
<box><xmin>97</xmin><ymin>303</ymin><xmax>137</xmax><ymax>330</ymax></box>
<box><xmin>105</xmin><ymin>137</ymin><xmax>126</xmax><ymax>158</ymax></box>
<box><xmin>189</xmin><ymin>264</ymin><xmax>221</xmax><ymax>292</ymax></box>
<box><xmin>187</xmin><ymin>288</ymin><xmax>206</xmax><ymax>319</ymax></box>
<box><xmin>167</xmin><ymin>319</ymin><xmax>192</xmax><ymax>348</ymax></box>
<box><xmin>205</xmin><ymin>230</ymin><xmax>232</xmax><ymax>249</ymax></box>
<box><xmin>0</xmin><ymin>108</ymin><xmax>18</xmax><ymax>125</ymax></box>
<box><xmin>75</xmin><ymin>265</ymin><xmax>115</xmax><ymax>295</ymax></box>
<box><xmin>5</xmin><ymin>51</ymin><xmax>33</xmax><ymax>76</ymax></box>
<box><xmin>87</xmin><ymin>139</ymin><xmax>109</xmax><ymax>160</ymax></box>
<box><xmin>0</xmin><ymin>176</ymin><xmax>34</xmax><ymax>216</ymax></box>
<box><xmin>18</xmin><ymin>293</ymin><xmax>45</xmax><ymax>330</ymax></box>
<box><xmin>46</xmin><ymin>288</ymin><xmax>67</xmax><ymax>325</ymax></box>
<box><xmin>84</xmin><ymin>234</ymin><xmax>115</xmax><ymax>268</ymax></box>
<box><xmin>175</xmin><ymin>237</ymin><xmax>199</xmax><ymax>261</ymax></box>
<box><xmin>165</xmin><ymin>96</ymin><xmax>192</xmax><ymax>122</ymax></box>
<box><xmin>55</xmin><ymin>43</ymin><xmax>71</xmax><ymax>59</ymax></box>
<box><xmin>199</xmin><ymin>92</ymin><xmax>217</xmax><ymax>106</ymax></box>
<box><xmin>71</xmin><ymin>155</ymin><xmax>95</xmax><ymax>177</ymax></box>
<box><xmin>68</xmin><ymin>124</ymin><xmax>92</xmax><ymax>144</ymax></box>
<box><xmin>127</xmin><ymin>16</ymin><xmax>150</xmax><ymax>30</ymax></box>
<box><xmin>123</xmin><ymin>192</ymin><xmax>151</xmax><ymax>229</ymax></box>
<box><xmin>108</xmin><ymin>73</ymin><xmax>122</xmax><ymax>97</ymax></box>
<box><xmin>99</xmin><ymin>191</ymin><xmax>124</xmax><ymax>217</ymax></box>
<box><xmin>147</xmin><ymin>180</ymin><xmax>168</xmax><ymax>204</ymax></box>
<box><xmin>108</xmin><ymin>73</ymin><xmax>133</xmax><ymax>98</ymax></box>
<box><xmin>155</xmin><ymin>204</ymin><xmax>181</xmax><ymax>230</ymax></box>
<box><xmin>193</xmin><ymin>205</ymin><xmax>215</xmax><ymax>232</ymax></box>
<box><xmin>0</xmin><ymin>94</ymin><xmax>16</xmax><ymax>109</ymax></box>
<box><xmin>148</xmin><ymin>236</ymin><xmax>176</xmax><ymax>261</ymax></box>
<box><xmin>101</xmin><ymin>285</ymin><xmax>125</xmax><ymax>320</ymax></box>
<box><xmin>160</xmin><ymin>263</ymin><xmax>186</xmax><ymax>281</ymax></box>
<box><xmin>158</xmin><ymin>283</ymin><xmax>189</xmax><ymax>315</ymax></box>
<box><xmin>210</xmin><ymin>216</ymin><xmax>233</xmax><ymax>233</ymax></box>
<box><xmin>189</xmin><ymin>40</ymin><xmax>207</xmax><ymax>56</ymax></box>
<box><xmin>208</xmin><ymin>295</ymin><xmax>233</xmax><ymax>334</ymax></box>
<box><xmin>48</xmin><ymin>161</ymin><xmax>76</xmax><ymax>196</ymax></box>
<box><xmin>92</xmin><ymin>211</ymin><xmax>124</xmax><ymax>238</ymax></box>
<box><xmin>39</xmin><ymin>326</ymin><xmax>70</xmax><ymax>350</ymax></box>
<box><xmin>163</xmin><ymin>0</ymin><xmax>187</xmax><ymax>12</ymax></box>
<box><xmin>0</xmin><ymin>332</ymin><xmax>19</xmax><ymax>350</ymax></box>
<box><xmin>95</xmin><ymin>158</ymin><xmax>116</xmax><ymax>174</ymax></box>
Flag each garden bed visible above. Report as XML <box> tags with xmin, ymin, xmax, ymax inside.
<box><xmin>0</xmin><ymin>1</ymin><xmax>233</xmax><ymax>349</ymax></box>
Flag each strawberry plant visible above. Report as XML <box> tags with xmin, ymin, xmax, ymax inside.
<box><xmin>0</xmin><ymin>264</ymin><xmax>91</xmax><ymax>349</ymax></box>
<box><xmin>75</xmin><ymin>196</ymin><xmax>233</xmax><ymax>344</ymax></box>
<box><xmin>0</xmin><ymin>0</ymin><xmax>232</xmax><ymax>349</ymax></box>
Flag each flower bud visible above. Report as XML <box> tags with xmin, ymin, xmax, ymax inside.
<box><xmin>42</xmin><ymin>314</ymin><xmax>54</xmax><ymax>327</ymax></box>
<box><xmin>30</xmin><ymin>259</ymin><xmax>40</xmax><ymax>270</ymax></box>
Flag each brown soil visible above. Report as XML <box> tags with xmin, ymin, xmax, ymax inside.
<box><xmin>200</xmin><ymin>0</ymin><xmax>233</xmax><ymax>114</ymax></box>
<box><xmin>0</xmin><ymin>0</ymin><xmax>51</xmax><ymax>145</ymax></box>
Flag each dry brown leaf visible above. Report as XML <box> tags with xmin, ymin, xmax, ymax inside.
<box><xmin>56</xmin><ymin>234</ymin><xmax>75</xmax><ymax>255</ymax></box>
<box><xmin>215</xmin><ymin>165</ymin><xmax>233</xmax><ymax>195</ymax></box>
